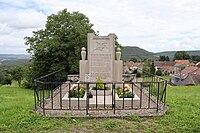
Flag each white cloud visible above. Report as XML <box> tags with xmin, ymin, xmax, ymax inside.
<box><xmin>0</xmin><ymin>6</ymin><xmax>46</xmax><ymax>54</ymax></box>
<box><xmin>0</xmin><ymin>8</ymin><xmax>46</xmax><ymax>30</ymax></box>
<box><xmin>0</xmin><ymin>0</ymin><xmax>200</xmax><ymax>54</ymax></box>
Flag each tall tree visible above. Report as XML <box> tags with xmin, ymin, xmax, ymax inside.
<box><xmin>150</xmin><ymin>61</ymin><xmax>155</xmax><ymax>74</ymax></box>
<box><xmin>166</xmin><ymin>56</ymin><xmax>170</xmax><ymax>61</ymax></box>
<box><xmin>159</xmin><ymin>56</ymin><xmax>169</xmax><ymax>61</ymax></box>
<box><xmin>0</xmin><ymin>70</ymin><xmax>12</xmax><ymax>86</ymax></box>
<box><xmin>190</xmin><ymin>55</ymin><xmax>200</xmax><ymax>63</ymax></box>
<box><xmin>10</xmin><ymin>66</ymin><xmax>24</xmax><ymax>87</ymax></box>
<box><xmin>24</xmin><ymin>9</ymin><xmax>96</xmax><ymax>86</ymax></box>
<box><xmin>129</xmin><ymin>57</ymin><xmax>137</xmax><ymax>62</ymax></box>
<box><xmin>143</xmin><ymin>59</ymin><xmax>155</xmax><ymax>74</ymax></box>
<box><xmin>173</xmin><ymin>51</ymin><xmax>190</xmax><ymax>60</ymax></box>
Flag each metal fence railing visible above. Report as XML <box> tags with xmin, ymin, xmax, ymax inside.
<box><xmin>34</xmin><ymin>68</ymin><xmax>167</xmax><ymax>115</ymax></box>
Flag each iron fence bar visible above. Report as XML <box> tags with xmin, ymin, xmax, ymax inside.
<box><xmin>86</xmin><ymin>83</ymin><xmax>89</xmax><ymax>115</ymax></box>
<box><xmin>68</xmin><ymin>83</ymin><xmax>71</xmax><ymax>109</ymax></box>
<box><xmin>160</xmin><ymin>81</ymin><xmax>166</xmax><ymax>102</ymax></box>
<box><xmin>104</xmin><ymin>83</ymin><xmax>106</xmax><ymax>109</ymax></box>
<box><xmin>43</xmin><ymin>107</ymin><xmax>158</xmax><ymax>110</ymax></box>
<box><xmin>123</xmin><ymin>83</ymin><xmax>124</xmax><ymax>109</ymax></box>
<box><xmin>140</xmin><ymin>83</ymin><xmax>142</xmax><ymax>109</ymax></box>
<box><xmin>60</xmin><ymin>84</ymin><xmax>62</xmax><ymax>109</ymax></box>
<box><xmin>51</xmin><ymin>83</ymin><xmax>53</xmax><ymax>109</ymax></box>
<box><xmin>42</xmin><ymin>84</ymin><xmax>45</xmax><ymax>115</ymax></box>
<box><xmin>96</xmin><ymin>83</ymin><xmax>98</xmax><ymax>109</ymax></box>
<box><xmin>131</xmin><ymin>83</ymin><xmax>133</xmax><ymax>109</ymax></box>
<box><xmin>40</xmin><ymin>85</ymin><xmax>42</xmax><ymax>107</ymax></box>
<box><xmin>78</xmin><ymin>83</ymin><xmax>80</xmax><ymax>110</ymax></box>
<box><xmin>113</xmin><ymin>83</ymin><xmax>116</xmax><ymax>114</ymax></box>
<box><xmin>114</xmin><ymin>107</ymin><xmax>157</xmax><ymax>110</ymax></box>
<box><xmin>48</xmin><ymin>83</ymin><xmax>50</xmax><ymax>101</ymax></box>
<box><xmin>164</xmin><ymin>81</ymin><xmax>167</xmax><ymax>107</ymax></box>
<box><xmin>33</xmin><ymin>69</ymin><xmax>168</xmax><ymax>114</ymax></box>
<box><xmin>112</xmin><ymin>83</ymin><xmax>113</xmax><ymax>109</ymax></box>
<box><xmin>157</xmin><ymin>83</ymin><xmax>160</xmax><ymax>112</ymax></box>
<box><xmin>34</xmin><ymin>83</ymin><xmax>37</xmax><ymax>109</ymax></box>
<box><xmin>35</xmin><ymin>67</ymin><xmax>65</xmax><ymax>81</ymax></box>
<box><xmin>148</xmin><ymin>83</ymin><xmax>151</xmax><ymax>108</ymax></box>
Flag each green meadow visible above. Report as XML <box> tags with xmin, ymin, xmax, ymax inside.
<box><xmin>0</xmin><ymin>85</ymin><xmax>199</xmax><ymax>133</ymax></box>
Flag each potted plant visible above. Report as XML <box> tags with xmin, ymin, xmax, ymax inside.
<box><xmin>62</xmin><ymin>85</ymin><xmax>87</xmax><ymax>109</ymax></box>
<box><xmin>69</xmin><ymin>86</ymin><xmax>86</xmax><ymax>98</ymax></box>
<box><xmin>90</xmin><ymin>77</ymin><xmax>112</xmax><ymax>96</ymax></box>
<box><xmin>115</xmin><ymin>84</ymin><xmax>140</xmax><ymax>108</ymax></box>
<box><xmin>116</xmin><ymin>84</ymin><xmax>134</xmax><ymax>98</ymax></box>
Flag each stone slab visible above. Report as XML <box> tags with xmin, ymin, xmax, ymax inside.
<box><xmin>87</xmin><ymin>33</ymin><xmax>115</xmax><ymax>82</ymax></box>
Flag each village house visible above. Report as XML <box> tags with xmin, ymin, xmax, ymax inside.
<box><xmin>173</xmin><ymin>60</ymin><xmax>191</xmax><ymax>74</ymax></box>
<box><xmin>123</xmin><ymin>61</ymin><xmax>143</xmax><ymax>74</ymax></box>
<box><xmin>170</xmin><ymin>62</ymin><xmax>200</xmax><ymax>86</ymax></box>
<box><xmin>154</xmin><ymin>61</ymin><xmax>176</xmax><ymax>75</ymax></box>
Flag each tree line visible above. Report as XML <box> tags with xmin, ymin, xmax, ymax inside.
<box><xmin>173</xmin><ymin>51</ymin><xmax>200</xmax><ymax>63</ymax></box>
<box><xmin>157</xmin><ymin>51</ymin><xmax>200</xmax><ymax>63</ymax></box>
<box><xmin>0</xmin><ymin>66</ymin><xmax>23</xmax><ymax>87</ymax></box>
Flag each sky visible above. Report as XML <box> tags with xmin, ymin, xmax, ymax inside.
<box><xmin>0</xmin><ymin>0</ymin><xmax>200</xmax><ymax>54</ymax></box>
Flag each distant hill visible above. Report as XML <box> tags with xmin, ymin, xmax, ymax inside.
<box><xmin>156</xmin><ymin>50</ymin><xmax>200</xmax><ymax>59</ymax></box>
<box><xmin>0</xmin><ymin>54</ymin><xmax>30</xmax><ymax>66</ymax></box>
<box><xmin>122</xmin><ymin>46</ymin><xmax>200</xmax><ymax>61</ymax></box>
<box><xmin>121</xmin><ymin>46</ymin><xmax>158</xmax><ymax>61</ymax></box>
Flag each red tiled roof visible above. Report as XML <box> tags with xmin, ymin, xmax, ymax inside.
<box><xmin>154</xmin><ymin>61</ymin><xmax>176</xmax><ymax>67</ymax></box>
<box><xmin>124</xmin><ymin>61</ymin><xmax>143</xmax><ymax>68</ymax></box>
<box><xmin>180</xmin><ymin>66</ymin><xmax>198</xmax><ymax>77</ymax></box>
<box><xmin>189</xmin><ymin>63</ymin><xmax>195</xmax><ymax>66</ymax></box>
<box><xmin>189</xmin><ymin>73</ymin><xmax>200</xmax><ymax>84</ymax></box>
<box><xmin>174</xmin><ymin>66</ymin><xmax>200</xmax><ymax>85</ymax></box>
<box><xmin>161</xmin><ymin>66</ymin><xmax>172</xmax><ymax>70</ymax></box>
<box><xmin>175</xmin><ymin>60</ymin><xmax>190</xmax><ymax>64</ymax></box>
<box><xmin>154</xmin><ymin>61</ymin><xmax>175</xmax><ymax>70</ymax></box>
<box><xmin>124</xmin><ymin>61</ymin><xmax>134</xmax><ymax>67</ymax></box>
<box><xmin>191</xmin><ymin>68</ymin><xmax>200</xmax><ymax>75</ymax></box>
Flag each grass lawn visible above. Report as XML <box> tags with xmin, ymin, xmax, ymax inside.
<box><xmin>0</xmin><ymin>85</ymin><xmax>200</xmax><ymax>133</ymax></box>
<box><xmin>161</xmin><ymin>75</ymin><xmax>170</xmax><ymax>81</ymax></box>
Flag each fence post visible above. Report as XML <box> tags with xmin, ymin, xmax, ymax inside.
<box><xmin>157</xmin><ymin>82</ymin><xmax>160</xmax><ymax>112</ymax></box>
<box><xmin>113</xmin><ymin>83</ymin><xmax>116</xmax><ymax>114</ymax></box>
<box><xmin>86</xmin><ymin>83</ymin><xmax>89</xmax><ymax>115</ymax></box>
<box><xmin>164</xmin><ymin>81</ymin><xmax>167</xmax><ymax>107</ymax></box>
<box><xmin>60</xmin><ymin>84</ymin><xmax>62</xmax><ymax>109</ymax></box>
<box><xmin>42</xmin><ymin>83</ymin><xmax>45</xmax><ymax>116</ymax></box>
<box><xmin>140</xmin><ymin>82</ymin><xmax>143</xmax><ymax>109</ymax></box>
<box><xmin>34</xmin><ymin>82</ymin><xmax>37</xmax><ymax>110</ymax></box>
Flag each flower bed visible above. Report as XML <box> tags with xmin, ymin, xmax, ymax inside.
<box><xmin>62</xmin><ymin>84</ymin><xmax>87</xmax><ymax>109</ymax></box>
<box><xmin>115</xmin><ymin>84</ymin><xmax>140</xmax><ymax>108</ymax></box>
<box><xmin>69</xmin><ymin>85</ymin><xmax>85</xmax><ymax>98</ymax></box>
<box><xmin>116</xmin><ymin>84</ymin><xmax>134</xmax><ymax>98</ymax></box>
<box><xmin>90</xmin><ymin>77</ymin><xmax>112</xmax><ymax>96</ymax></box>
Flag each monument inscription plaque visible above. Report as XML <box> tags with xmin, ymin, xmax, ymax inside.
<box><xmin>88</xmin><ymin>33</ymin><xmax>115</xmax><ymax>82</ymax></box>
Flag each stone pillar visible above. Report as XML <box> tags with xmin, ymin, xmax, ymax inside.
<box><xmin>79</xmin><ymin>47</ymin><xmax>89</xmax><ymax>82</ymax></box>
<box><xmin>116</xmin><ymin>47</ymin><xmax>121</xmax><ymax>61</ymax></box>
<box><xmin>81</xmin><ymin>47</ymin><xmax>86</xmax><ymax>60</ymax></box>
<box><xmin>114</xmin><ymin>47</ymin><xmax>123</xmax><ymax>82</ymax></box>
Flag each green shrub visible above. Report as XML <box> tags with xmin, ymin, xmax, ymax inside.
<box><xmin>69</xmin><ymin>86</ymin><xmax>85</xmax><ymax>98</ymax></box>
<box><xmin>96</xmin><ymin>77</ymin><xmax>104</xmax><ymax>89</ymax></box>
<box><xmin>156</xmin><ymin>70</ymin><xmax>162</xmax><ymax>76</ymax></box>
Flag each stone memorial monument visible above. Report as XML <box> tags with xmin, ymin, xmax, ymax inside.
<box><xmin>79</xmin><ymin>33</ymin><xmax>123</xmax><ymax>82</ymax></box>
